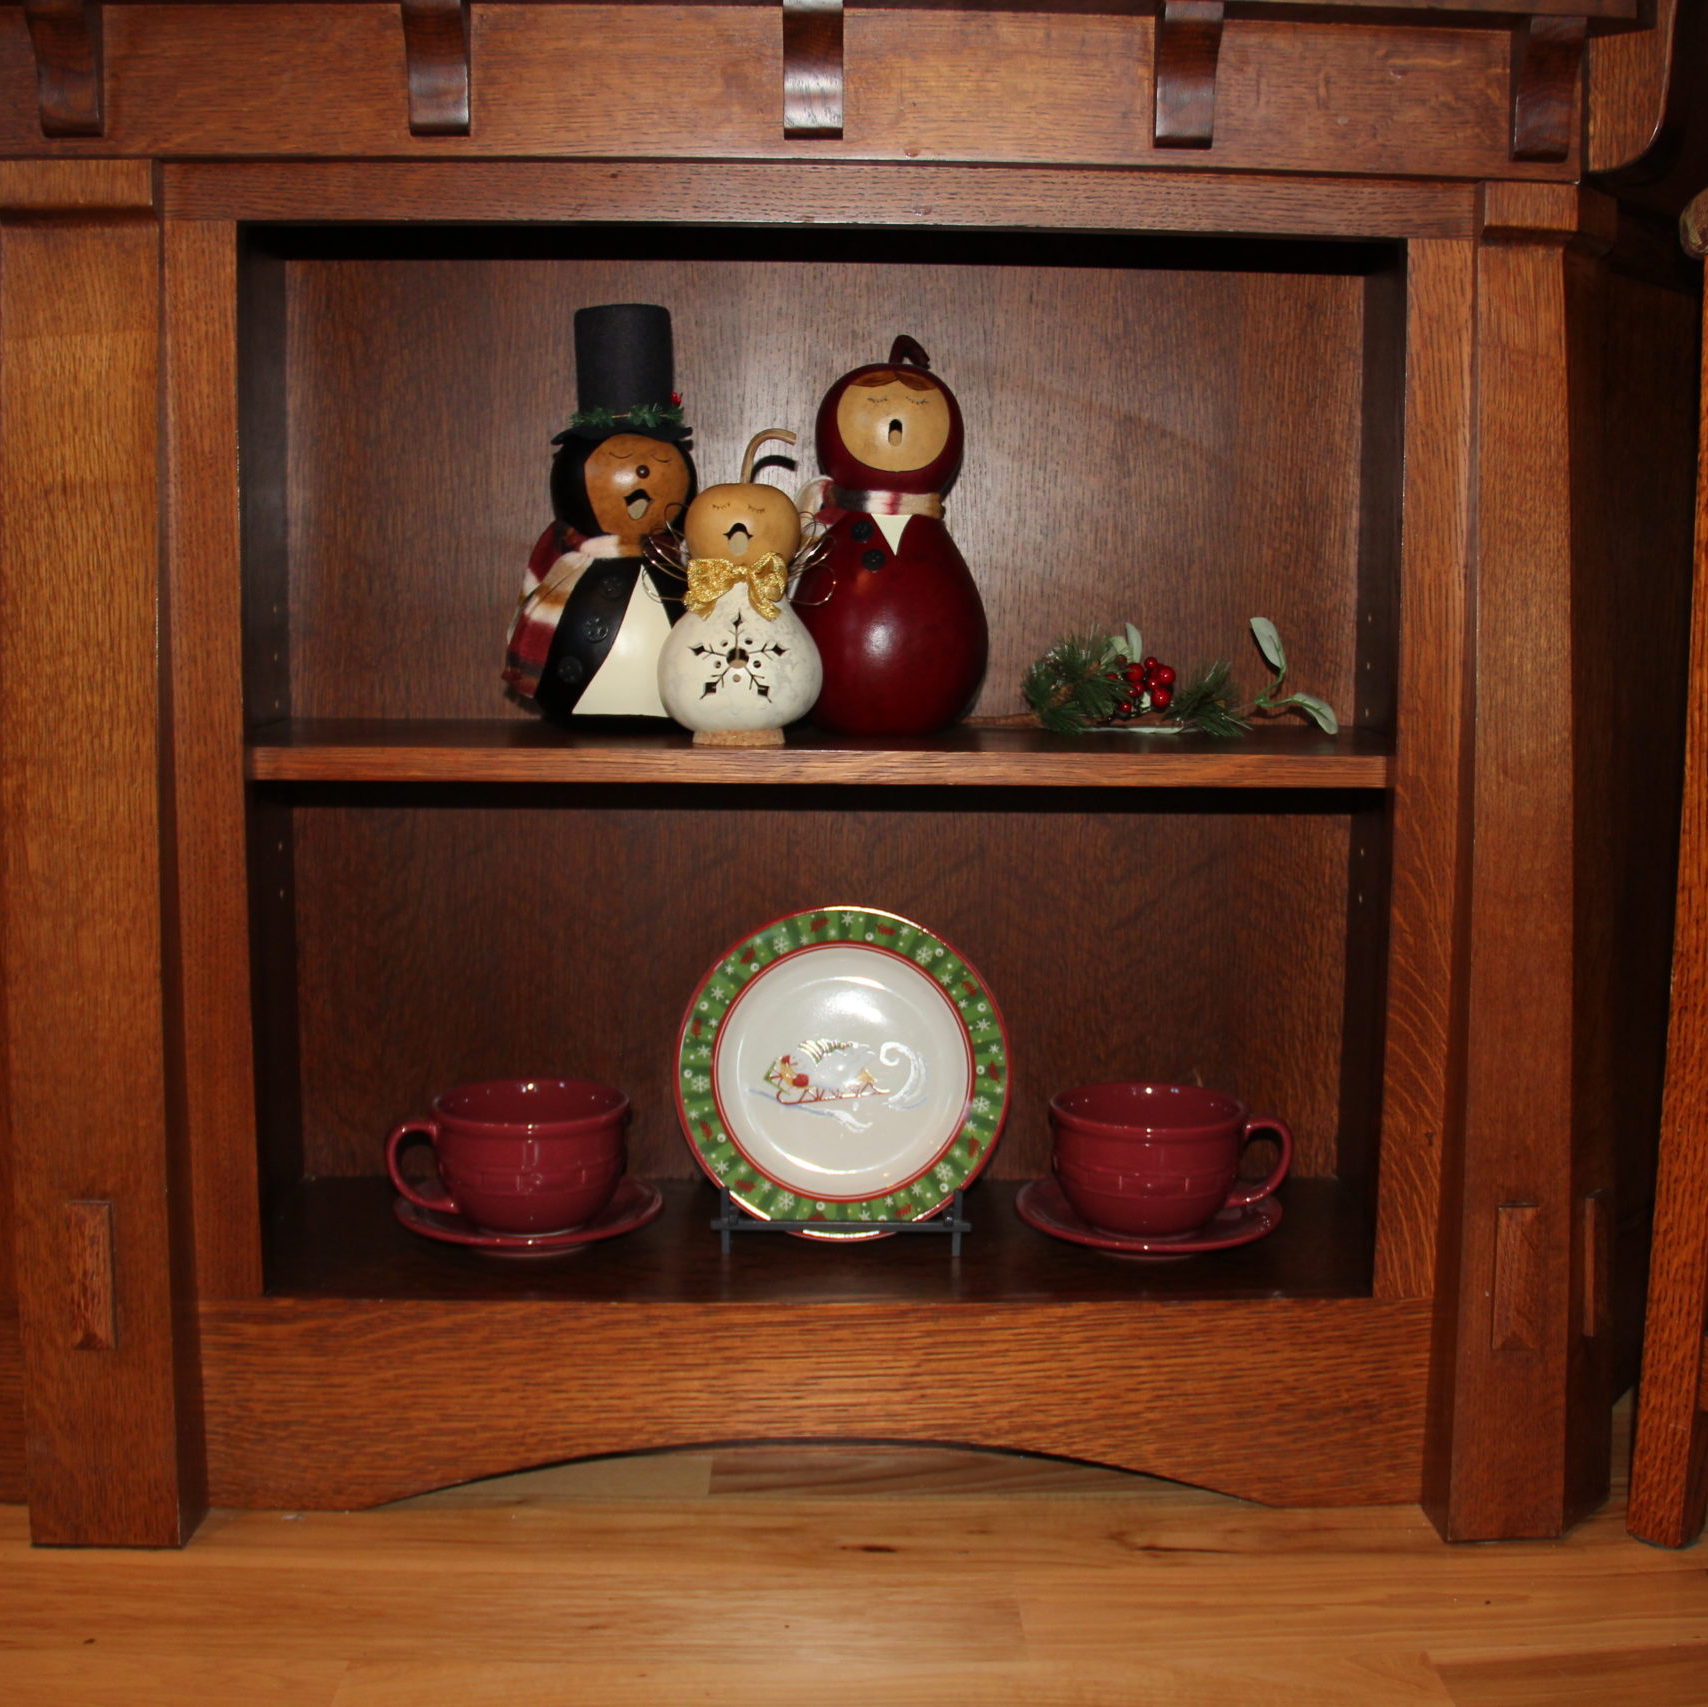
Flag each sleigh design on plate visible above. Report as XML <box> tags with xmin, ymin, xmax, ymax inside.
<box><xmin>759</xmin><ymin>1037</ymin><xmax>928</xmax><ymax>1131</ymax></box>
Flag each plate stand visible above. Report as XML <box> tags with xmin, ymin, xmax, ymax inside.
<box><xmin>711</xmin><ymin>1188</ymin><xmax>970</xmax><ymax>1257</ymax></box>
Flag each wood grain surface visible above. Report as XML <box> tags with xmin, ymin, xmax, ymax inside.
<box><xmin>0</xmin><ymin>193</ymin><xmax>202</xmax><ymax>1543</ymax></box>
<box><xmin>6</xmin><ymin>1399</ymin><xmax>1706</xmax><ymax>1707</ymax></box>
<box><xmin>0</xmin><ymin>4</ymin><xmax>1581</xmax><ymax>180</ymax></box>
<box><xmin>162</xmin><ymin>217</ymin><xmax>263</xmax><ymax>1301</ymax></box>
<box><xmin>199</xmin><ymin>1288</ymin><xmax>1429</xmax><ymax>1508</ymax></box>
<box><xmin>21</xmin><ymin>0</ymin><xmax>104</xmax><ymax>136</ymax></box>
<box><xmin>0</xmin><ymin>1302</ymin><xmax>22</xmax><ymax>1503</ymax></box>
<box><xmin>247</xmin><ymin>721</ymin><xmax>1393</xmax><ymax>788</ymax></box>
<box><xmin>1420</xmin><ymin>197</ymin><xmax>1608</xmax><ymax>1544</ymax></box>
<box><xmin>162</xmin><ymin>157</ymin><xmax>1482</xmax><ymax>238</ymax></box>
<box><xmin>400</xmin><ymin>0</ymin><xmax>470</xmax><ymax>137</ymax></box>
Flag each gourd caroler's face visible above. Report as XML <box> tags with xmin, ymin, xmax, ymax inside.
<box><xmin>817</xmin><ymin>365</ymin><xmax>963</xmax><ymax>492</ymax></box>
<box><xmin>684</xmin><ymin>482</ymin><xmax>802</xmax><ymax>564</ymax></box>
<box><xmin>583</xmin><ymin>433</ymin><xmax>691</xmax><ymax>545</ymax></box>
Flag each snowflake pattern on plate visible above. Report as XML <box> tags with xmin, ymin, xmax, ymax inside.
<box><xmin>673</xmin><ymin>907</ymin><xmax>1010</xmax><ymax>1230</ymax></box>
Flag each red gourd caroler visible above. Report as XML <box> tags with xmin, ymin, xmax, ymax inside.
<box><xmin>794</xmin><ymin>336</ymin><xmax>988</xmax><ymax>734</ymax></box>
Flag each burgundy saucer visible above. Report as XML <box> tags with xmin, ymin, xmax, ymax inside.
<box><xmin>1014</xmin><ymin>1176</ymin><xmax>1282</xmax><ymax>1259</ymax></box>
<box><xmin>394</xmin><ymin>1176</ymin><xmax>663</xmax><ymax>1257</ymax></box>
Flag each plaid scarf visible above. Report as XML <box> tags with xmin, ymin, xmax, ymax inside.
<box><xmin>502</xmin><ymin>525</ymin><xmax>622</xmax><ymax>701</ymax></box>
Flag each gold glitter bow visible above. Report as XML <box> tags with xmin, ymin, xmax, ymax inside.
<box><xmin>684</xmin><ymin>553</ymin><xmax>790</xmax><ymax>621</ymax></box>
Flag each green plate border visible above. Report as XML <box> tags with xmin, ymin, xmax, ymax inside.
<box><xmin>675</xmin><ymin>906</ymin><xmax>1010</xmax><ymax>1228</ymax></box>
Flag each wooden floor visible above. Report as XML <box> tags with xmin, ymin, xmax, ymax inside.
<box><xmin>4</xmin><ymin>1398</ymin><xmax>1705</xmax><ymax>1706</ymax></box>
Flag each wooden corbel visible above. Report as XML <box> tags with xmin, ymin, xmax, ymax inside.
<box><xmin>783</xmin><ymin>0</ymin><xmax>843</xmax><ymax>141</ymax></box>
<box><xmin>1152</xmin><ymin>1</ymin><xmax>1223</xmax><ymax>151</ymax></box>
<box><xmin>401</xmin><ymin>0</ymin><xmax>471</xmax><ymax>138</ymax></box>
<box><xmin>1509</xmin><ymin>15</ymin><xmax>1587</xmax><ymax>164</ymax></box>
<box><xmin>24</xmin><ymin>0</ymin><xmax>104</xmax><ymax>139</ymax></box>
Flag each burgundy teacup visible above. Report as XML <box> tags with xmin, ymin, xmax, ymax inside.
<box><xmin>1049</xmin><ymin>1082</ymin><xmax>1292</xmax><ymax>1237</ymax></box>
<box><xmin>386</xmin><ymin>1078</ymin><xmax>628</xmax><ymax>1235</ymax></box>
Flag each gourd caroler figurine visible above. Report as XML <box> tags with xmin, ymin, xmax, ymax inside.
<box><xmin>792</xmin><ymin>335</ymin><xmax>987</xmax><ymax>734</ymax></box>
<box><xmin>654</xmin><ymin>430</ymin><xmax>825</xmax><ymax>746</ymax></box>
<box><xmin>503</xmin><ymin>303</ymin><xmax>696</xmax><ymax>720</ymax></box>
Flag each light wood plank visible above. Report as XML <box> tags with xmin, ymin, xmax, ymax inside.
<box><xmin>4</xmin><ymin>1403</ymin><xmax>1707</xmax><ymax>1707</ymax></box>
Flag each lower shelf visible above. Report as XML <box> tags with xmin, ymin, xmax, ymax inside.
<box><xmin>191</xmin><ymin>1177</ymin><xmax>1426</xmax><ymax>1513</ymax></box>
<box><xmin>264</xmin><ymin>1176</ymin><xmax>1375</xmax><ymax>1303</ymax></box>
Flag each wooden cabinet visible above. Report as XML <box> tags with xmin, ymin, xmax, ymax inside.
<box><xmin>0</xmin><ymin>1</ymin><xmax>1699</xmax><ymax>1546</ymax></box>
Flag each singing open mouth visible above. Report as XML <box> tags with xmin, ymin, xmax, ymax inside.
<box><xmin>626</xmin><ymin>489</ymin><xmax>651</xmax><ymax>520</ymax></box>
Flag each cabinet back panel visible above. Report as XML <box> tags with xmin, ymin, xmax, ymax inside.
<box><xmin>282</xmin><ymin>791</ymin><xmax>1357</xmax><ymax>1183</ymax></box>
<box><xmin>266</xmin><ymin>234</ymin><xmax>1382</xmax><ymax>726</ymax></box>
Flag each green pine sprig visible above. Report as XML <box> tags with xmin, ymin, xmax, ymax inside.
<box><xmin>565</xmin><ymin>401</ymin><xmax>686</xmax><ymax>436</ymax></box>
<box><xmin>1018</xmin><ymin>617</ymin><xmax>1339</xmax><ymax>737</ymax></box>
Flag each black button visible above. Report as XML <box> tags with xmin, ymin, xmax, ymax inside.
<box><xmin>580</xmin><ymin>616</ymin><xmax>611</xmax><ymax>644</ymax></box>
<box><xmin>850</xmin><ymin>518</ymin><xmax>874</xmax><ymax>543</ymax></box>
<box><xmin>861</xmin><ymin>548</ymin><xmax>887</xmax><ymax>571</ymax></box>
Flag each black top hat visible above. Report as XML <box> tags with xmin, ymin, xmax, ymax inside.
<box><xmin>553</xmin><ymin>302</ymin><xmax>689</xmax><ymax>445</ymax></box>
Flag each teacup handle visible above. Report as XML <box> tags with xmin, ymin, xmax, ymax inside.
<box><xmin>1224</xmin><ymin>1117</ymin><xmax>1293</xmax><ymax>1208</ymax></box>
<box><xmin>385</xmin><ymin>1118</ymin><xmax>459</xmax><ymax>1215</ymax></box>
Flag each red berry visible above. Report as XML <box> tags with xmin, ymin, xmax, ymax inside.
<box><xmin>1117</xmin><ymin>699</ymin><xmax>1134</xmax><ymax>716</ymax></box>
<box><xmin>1154</xmin><ymin>665</ymin><xmax>1176</xmax><ymax>687</ymax></box>
<box><xmin>1125</xmin><ymin>664</ymin><xmax>1145</xmax><ymax>685</ymax></box>
<box><xmin>1142</xmin><ymin>656</ymin><xmax>1159</xmax><ymax>672</ymax></box>
<box><xmin>1151</xmin><ymin>686</ymin><xmax>1174</xmax><ymax>711</ymax></box>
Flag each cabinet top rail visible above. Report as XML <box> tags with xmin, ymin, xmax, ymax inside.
<box><xmin>0</xmin><ymin>0</ymin><xmax>1641</xmax><ymax>14</ymax></box>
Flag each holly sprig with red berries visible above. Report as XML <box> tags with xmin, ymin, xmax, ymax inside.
<box><xmin>1020</xmin><ymin>619</ymin><xmax>1338</xmax><ymax>737</ymax></box>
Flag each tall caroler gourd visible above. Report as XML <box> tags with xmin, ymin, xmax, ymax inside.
<box><xmin>792</xmin><ymin>336</ymin><xmax>988</xmax><ymax>734</ymax></box>
<box><xmin>502</xmin><ymin>303</ymin><xmax>696</xmax><ymax>721</ymax></box>
<box><xmin>656</xmin><ymin>430</ymin><xmax>823</xmax><ymax>747</ymax></box>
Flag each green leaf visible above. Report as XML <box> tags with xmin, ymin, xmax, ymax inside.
<box><xmin>1281</xmin><ymin>691</ymin><xmax>1339</xmax><ymax>734</ymax></box>
<box><xmin>1124</xmin><ymin>623</ymin><xmax>1144</xmax><ymax>663</ymax></box>
<box><xmin>1249</xmin><ymin>616</ymin><xmax>1286</xmax><ymax>674</ymax></box>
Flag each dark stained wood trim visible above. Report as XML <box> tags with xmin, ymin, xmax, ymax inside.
<box><xmin>782</xmin><ymin>0</ymin><xmax>843</xmax><ymax>139</ymax></box>
<box><xmin>1152</xmin><ymin>0</ymin><xmax>1222</xmax><ymax>151</ymax></box>
<box><xmin>1511</xmin><ymin>13</ymin><xmax>1588</xmax><ymax>164</ymax></box>
<box><xmin>160</xmin><ymin>160</ymin><xmax>1480</xmax><ymax>239</ymax></box>
<box><xmin>22</xmin><ymin>0</ymin><xmax>103</xmax><ymax>137</ymax></box>
<box><xmin>162</xmin><ymin>217</ymin><xmax>264</xmax><ymax>1301</ymax></box>
<box><xmin>1373</xmin><ymin>238</ymin><xmax>1475</xmax><ymax>1304</ymax></box>
<box><xmin>401</xmin><ymin>0</ymin><xmax>471</xmax><ymax>137</ymax></box>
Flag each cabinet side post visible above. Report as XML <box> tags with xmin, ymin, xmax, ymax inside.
<box><xmin>1628</xmin><ymin>227</ymin><xmax>1708</xmax><ymax>1548</ymax></box>
<box><xmin>0</xmin><ymin>166</ymin><xmax>207</xmax><ymax>1545</ymax></box>
<box><xmin>162</xmin><ymin>214</ymin><xmax>263</xmax><ymax>1302</ymax></box>
<box><xmin>1377</xmin><ymin>239</ymin><xmax>1477</xmax><ymax>1304</ymax></box>
<box><xmin>1423</xmin><ymin>184</ymin><xmax>1620</xmax><ymax>1540</ymax></box>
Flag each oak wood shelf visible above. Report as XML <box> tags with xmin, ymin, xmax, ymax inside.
<box><xmin>266</xmin><ymin>1176</ymin><xmax>1373</xmax><ymax>1304</ymax></box>
<box><xmin>246</xmin><ymin>719</ymin><xmax>1393</xmax><ymax>790</ymax></box>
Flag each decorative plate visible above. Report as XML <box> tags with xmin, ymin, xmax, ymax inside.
<box><xmin>676</xmin><ymin>907</ymin><xmax>1009</xmax><ymax>1233</ymax></box>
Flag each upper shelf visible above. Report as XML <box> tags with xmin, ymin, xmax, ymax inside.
<box><xmin>246</xmin><ymin>718</ymin><xmax>1391</xmax><ymax>788</ymax></box>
